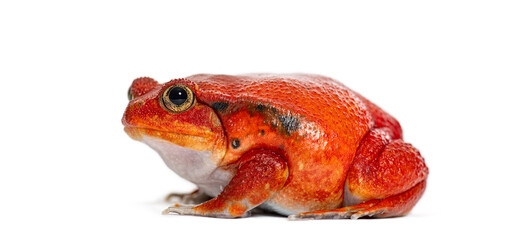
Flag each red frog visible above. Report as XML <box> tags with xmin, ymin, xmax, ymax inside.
<box><xmin>122</xmin><ymin>73</ymin><xmax>428</xmax><ymax>219</ymax></box>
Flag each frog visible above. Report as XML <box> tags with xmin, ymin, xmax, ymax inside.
<box><xmin>122</xmin><ymin>73</ymin><xmax>429</xmax><ymax>220</ymax></box>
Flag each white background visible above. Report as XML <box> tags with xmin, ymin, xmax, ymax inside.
<box><xmin>1</xmin><ymin>1</ymin><xmax>523</xmax><ymax>239</ymax></box>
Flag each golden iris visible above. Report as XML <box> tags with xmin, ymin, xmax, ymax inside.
<box><xmin>160</xmin><ymin>85</ymin><xmax>196</xmax><ymax>113</ymax></box>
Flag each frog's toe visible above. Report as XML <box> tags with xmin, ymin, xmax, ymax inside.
<box><xmin>350</xmin><ymin>209</ymin><xmax>387</xmax><ymax>219</ymax></box>
<box><xmin>162</xmin><ymin>204</ymin><xmax>195</xmax><ymax>215</ymax></box>
<box><xmin>164</xmin><ymin>190</ymin><xmax>211</xmax><ymax>204</ymax></box>
<box><xmin>288</xmin><ymin>211</ymin><xmax>351</xmax><ymax>220</ymax></box>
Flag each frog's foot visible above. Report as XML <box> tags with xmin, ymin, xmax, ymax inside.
<box><xmin>162</xmin><ymin>203</ymin><xmax>249</xmax><ymax>218</ymax></box>
<box><xmin>288</xmin><ymin>180</ymin><xmax>426</xmax><ymax>220</ymax></box>
<box><xmin>165</xmin><ymin>189</ymin><xmax>211</xmax><ymax>204</ymax></box>
<box><xmin>288</xmin><ymin>200</ymin><xmax>379</xmax><ymax>220</ymax></box>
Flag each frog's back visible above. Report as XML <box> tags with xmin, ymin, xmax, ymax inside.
<box><xmin>188</xmin><ymin>73</ymin><xmax>372</xmax><ymax>133</ymax></box>
<box><xmin>187</xmin><ymin>73</ymin><xmax>373</xmax><ymax>213</ymax></box>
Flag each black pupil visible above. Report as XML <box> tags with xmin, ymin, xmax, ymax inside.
<box><xmin>169</xmin><ymin>87</ymin><xmax>188</xmax><ymax>106</ymax></box>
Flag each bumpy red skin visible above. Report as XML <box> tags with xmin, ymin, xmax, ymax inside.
<box><xmin>123</xmin><ymin>73</ymin><xmax>429</xmax><ymax>219</ymax></box>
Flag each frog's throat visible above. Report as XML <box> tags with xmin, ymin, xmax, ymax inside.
<box><xmin>124</xmin><ymin>126</ymin><xmax>226</xmax><ymax>164</ymax></box>
<box><xmin>139</xmin><ymin>134</ymin><xmax>232</xmax><ymax>196</ymax></box>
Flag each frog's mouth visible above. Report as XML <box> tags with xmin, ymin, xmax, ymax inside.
<box><xmin>124</xmin><ymin>126</ymin><xmax>216</xmax><ymax>152</ymax></box>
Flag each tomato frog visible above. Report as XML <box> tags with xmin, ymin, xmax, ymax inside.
<box><xmin>122</xmin><ymin>73</ymin><xmax>428</xmax><ymax>220</ymax></box>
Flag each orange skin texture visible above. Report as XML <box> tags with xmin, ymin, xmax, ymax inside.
<box><xmin>122</xmin><ymin>73</ymin><xmax>429</xmax><ymax>219</ymax></box>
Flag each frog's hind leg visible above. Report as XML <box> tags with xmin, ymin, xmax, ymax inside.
<box><xmin>289</xmin><ymin>128</ymin><xmax>428</xmax><ymax>220</ymax></box>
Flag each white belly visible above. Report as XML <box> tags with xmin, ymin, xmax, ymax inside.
<box><xmin>141</xmin><ymin>136</ymin><xmax>232</xmax><ymax>197</ymax></box>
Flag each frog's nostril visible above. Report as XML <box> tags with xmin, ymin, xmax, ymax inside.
<box><xmin>121</xmin><ymin>112</ymin><xmax>131</xmax><ymax>126</ymax></box>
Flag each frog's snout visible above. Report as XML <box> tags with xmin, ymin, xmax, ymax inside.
<box><xmin>121</xmin><ymin>105</ymin><xmax>136</xmax><ymax>129</ymax></box>
<box><xmin>121</xmin><ymin>97</ymin><xmax>146</xmax><ymax>129</ymax></box>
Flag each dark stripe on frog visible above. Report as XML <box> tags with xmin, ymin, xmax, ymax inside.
<box><xmin>255</xmin><ymin>104</ymin><xmax>266</xmax><ymax>112</ymax></box>
<box><xmin>255</xmin><ymin>104</ymin><xmax>277</xmax><ymax>114</ymax></box>
<box><xmin>247</xmin><ymin>102</ymin><xmax>302</xmax><ymax>136</ymax></box>
<box><xmin>212</xmin><ymin>101</ymin><xmax>229</xmax><ymax>112</ymax></box>
<box><xmin>277</xmin><ymin>115</ymin><xmax>300</xmax><ymax>135</ymax></box>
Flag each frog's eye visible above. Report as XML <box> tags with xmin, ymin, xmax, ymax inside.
<box><xmin>160</xmin><ymin>85</ymin><xmax>196</xmax><ymax>113</ymax></box>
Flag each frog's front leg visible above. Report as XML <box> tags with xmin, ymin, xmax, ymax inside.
<box><xmin>163</xmin><ymin>149</ymin><xmax>288</xmax><ymax>218</ymax></box>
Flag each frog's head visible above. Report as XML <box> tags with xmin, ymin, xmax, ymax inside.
<box><xmin>122</xmin><ymin>77</ymin><xmax>227</xmax><ymax>166</ymax></box>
